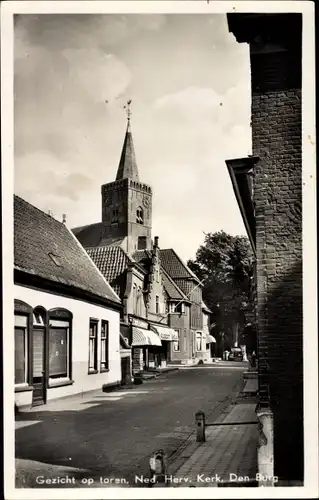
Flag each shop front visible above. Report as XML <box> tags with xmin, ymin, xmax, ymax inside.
<box><xmin>129</xmin><ymin>317</ymin><xmax>162</xmax><ymax>373</ymax></box>
<box><xmin>150</xmin><ymin>324</ymin><xmax>179</xmax><ymax>368</ymax></box>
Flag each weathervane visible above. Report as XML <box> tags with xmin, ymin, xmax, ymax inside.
<box><xmin>123</xmin><ymin>99</ymin><xmax>132</xmax><ymax>121</ymax></box>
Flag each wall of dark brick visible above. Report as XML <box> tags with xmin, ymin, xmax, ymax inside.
<box><xmin>251</xmin><ymin>41</ymin><xmax>303</xmax><ymax>481</ymax></box>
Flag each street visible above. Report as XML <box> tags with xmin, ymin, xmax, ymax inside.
<box><xmin>15</xmin><ymin>363</ymin><xmax>246</xmax><ymax>487</ymax></box>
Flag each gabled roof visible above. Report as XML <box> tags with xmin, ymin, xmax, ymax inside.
<box><xmin>133</xmin><ymin>249</ymin><xmax>192</xmax><ymax>301</ymax></box>
<box><xmin>160</xmin><ymin>248</ymin><xmax>201</xmax><ymax>283</ymax></box>
<box><xmin>116</xmin><ymin>120</ymin><xmax>139</xmax><ymax>182</ymax></box>
<box><xmin>161</xmin><ymin>269</ymin><xmax>189</xmax><ymax>301</ymax></box>
<box><xmin>14</xmin><ymin>196</ymin><xmax>121</xmax><ymax>305</ymax></box>
<box><xmin>86</xmin><ymin>245</ymin><xmax>133</xmax><ymax>297</ymax></box>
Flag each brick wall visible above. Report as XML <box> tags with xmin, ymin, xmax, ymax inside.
<box><xmin>251</xmin><ymin>36</ymin><xmax>303</xmax><ymax>480</ymax></box>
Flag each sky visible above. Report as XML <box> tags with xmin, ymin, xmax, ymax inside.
<box><xmin>14</xmin><ymin>13</ymin><xmax>252</xmax><ymax>262</ymax></box>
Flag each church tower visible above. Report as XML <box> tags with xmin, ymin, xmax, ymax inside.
<box><xmin>101</xmin><ymin>102</ymin><xmax>153</xmax><ymax>254</ymax></box>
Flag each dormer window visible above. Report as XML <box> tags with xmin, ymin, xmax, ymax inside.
<box><xmin>48</xmin><ymin>253</ymin><xmax>61</xmax><ymax>267</ymax></box>
<box><xmin>111</xmin><ymin>208</ymin><xmax>119</xmax><ymax>224</ymax></box>
<box><xmin>136</xmin><ymin>207</ymin><xmax>144</xmax><ymax>225</ymax></box>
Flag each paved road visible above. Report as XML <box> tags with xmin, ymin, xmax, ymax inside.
<box><xmin>15</xmin><ymin>364</ymin><xmax>246</xmax><ymax>488</ymax></box>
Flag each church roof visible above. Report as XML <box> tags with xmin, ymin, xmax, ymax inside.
<box><xmin>160</xmin><ymin>248</ymin><xmax>201</xmax><ymax>283</ymax></box>
<box><xmin>72</xmin><ymin>222</ymin><xmax>127</xmax><ymax>250</ymax></box>
<box><xmin>116</xmin><ymin>120</ymin><xmax>139</xmax><ymax>181</ymax></box>
<box><xmin>72</xmin><ymin>222</ymin><xmax>103</xmax><ymax>247</ymax></box>
<box><xmin>14</xmin><ymin>196</ymin><xmax>121</xmax><ymax>305</ymax></box>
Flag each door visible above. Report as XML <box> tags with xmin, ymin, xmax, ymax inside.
<box><xmin>32</xmin><ymin>328</ymin><xmax>46</xmax><ymax>406</ymax></box>
<box><xmin>191</xmin><ymin>331</ymin><xmax>196</xmax><ymax>359</ymax></box>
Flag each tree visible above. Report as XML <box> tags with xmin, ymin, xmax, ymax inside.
<box><xmin>187</xmin><ymin>230</ymin><xmax>255</xmax><ymax>356</ymax></box>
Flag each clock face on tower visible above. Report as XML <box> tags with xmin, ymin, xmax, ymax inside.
<box><xmin>142</xmin><ymin>195</ymin><xmax>150</xmax><ymax>208</ymax></box>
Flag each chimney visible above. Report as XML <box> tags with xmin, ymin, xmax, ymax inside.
<box><xmin>48</xmin><ymin>209</ymin><xmax>53</xmax><ymax>217</ymax></box>
<box><xmin>154</xmin><ymin>236</ymin><xmax>159</xmax><ymax>248</ymax></box>
<box><xmin>62</xmin><ymin>213</ymin><xmax>67</xmax><ymax>224</ymax></box>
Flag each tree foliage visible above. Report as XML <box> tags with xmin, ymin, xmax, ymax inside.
<box><xmin>187</xmin><ymin>230</ymin><xmax>255</xmax><ymax>353</ymax></box>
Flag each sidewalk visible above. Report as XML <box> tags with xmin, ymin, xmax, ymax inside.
<box><xmin>166</xmin><ymin>401</ymin><xmax>258</xmax><ymax>488</ymax></box>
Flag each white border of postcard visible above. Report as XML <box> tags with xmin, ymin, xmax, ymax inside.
<box><xmin>1</xmin><ymin>1</ymin><xmax>317</xmax><ymax>499</ymax></box>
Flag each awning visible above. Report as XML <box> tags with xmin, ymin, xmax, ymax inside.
<box><xmin>206</xmin><ymin>334</ymin><xmax>216</xmax><ymax>344</ymax></box>
<box><xmin>132</xmin><ymin>327</ymin><xmax>162</xmax><ymax>347</ymax></box>
<box><xmin>150</xmin><ymin>325</ymin><xmax>179</xmax><ymax>341</ymax></box>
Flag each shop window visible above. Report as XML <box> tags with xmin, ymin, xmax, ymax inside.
<box><xmin>89</xmin><ymin>319</ymin><xmax>98</xmax><ymax>373</ymax></box>
<box><xmin>100</xmin><ymin>320</ymin><xmax>109</xmax><ymax>371</ymax></box>
<box><xmin>15</xmin><ymin>314</ymin><xmax>29</xmax><ymax>385</ymax></box>
<box><xmin>173</xmin><ymin>330</ymin><xmax>180</xmax><ymax>352</ymax></box>
<box><xmin>48</xmin><ymin>308</ymin><xmax>72</xmax><ymax>381</ymax></box>
<box><xmin>196</xmin><ymin>332</ymin><xmax>203</xmax><ymax>352</ymax></box>
<box><xmin>136</xmin><ymin>207</ymin><xmax>144</xmax><ymax>225</ymax></box>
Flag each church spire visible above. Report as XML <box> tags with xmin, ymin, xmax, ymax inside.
<box><xmin>115</xmin><ymin>100</ymin><xmax>139</xmax><ymax>182</ymax></box>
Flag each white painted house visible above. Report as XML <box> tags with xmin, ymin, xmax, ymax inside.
<box><xmin>14</xmin><ymin>195</ymin><xmax>126</xmax><ymax>409</ymax></box>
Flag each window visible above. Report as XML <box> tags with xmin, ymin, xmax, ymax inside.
<box><xmin>133</xmin><ymin>284</ymin><xmax>137</xmax><ymax>315</ymax></box>
<box><xmin>15</xmin><ymin>315</ymin><xmax>28</xmax><ymax>384</ymax></box>
<box><xmin>48</xmin><ymin>253</ymin><xmax>62</xmax><ymax>267</ymax></box>
<box><xmin>173</xmin><ymin>330</ymin><xmax>180</xmax><ymax>352</ymax></box>
<box><xmin>138</xmin><ymin>236</ymin><xmax>147</xmax><ymax>250</ymax></box>
<box><xmin>196</xmin><ymin>332</ymin><xmax>203</xmax><ymax>352</ymax></box>
<box><xmin>170</xmin><ymin>302</ymin><xmax>185</xmax><ymax>314</ymax></box>
<box><xmin>155</xmin><ymin>295</ymin><xmax>160</xmax><ymax>314</ymax></box>
<box><xmin>49</xmin><ymin>321</ymin><xmax>70</xmax><ymax>378</ymax></box>
<box><xmin>136</xmin><ymin>207</ymin><xmax>144</xmax><ymax>225</ymax></box>
<box><xmin>33</xmin><ymin>309</ymin><xmax>45</xmax><ymax>326</ymax></box>
<box><xmin>89</xmin><ymin>319</ymin><xmax>98</xmax><ymax>372</ymax></box>
<box><xmin>100</xmin><ymin>320</ymin><xmax>109</xmax><ymax>371</ymax></box>
<box><xmin>111</xmin><ymin>208</ymin><xmax>119</xmax><ymax>224</ymax></box>
<box><xmin>136</xmin><ymin>287</ymin><xmax>144</xmax><ymax>316</ymax></box>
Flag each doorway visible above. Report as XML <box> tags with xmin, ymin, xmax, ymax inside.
<box><xmin>32</xmin><ymin>327</ymin><xmax>46</xmax><ymax>406</ymax></box>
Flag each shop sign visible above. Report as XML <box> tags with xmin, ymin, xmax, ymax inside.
<box><xmin>159</xmin><ymin>331</ymin><xmax>172</xmax><ymax>341</ymax></box>
<box><xmin>130</xmin><ymin>317</ymin><xmax>149</xmax><ymax>330</ymax></box>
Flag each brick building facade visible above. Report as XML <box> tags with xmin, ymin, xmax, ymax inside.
<box><xmin>227</xmin><ymin>13</ymin><xmax>303</xmax><ymax>483</ymax></box>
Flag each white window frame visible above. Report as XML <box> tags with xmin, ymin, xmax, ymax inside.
<box><xmin>48</xmin><ymin>320</ymin><xmax>71</xmax><ymax>383</ymax></box>
<box><xmin>155</xmin><ymin>295</ymin><xmax>160</xmax><ymax>314</ymax></box>
<box><xmin>173</xmin><ymin>330</ymin><xmax>180</xmax><ymax>352</ymax></box>
<box><xmin>100</xmin><ymin>320</ymin><xmax>109</xmax><ymax>371</ymax></box>
<box><xmin>88</xmin><ymin>319</ymin><xmax>98</xmax><ymax>373</ymax></box>
<box><xmin>196</xmin><ymin>332</ymin><xmax>203</xmax><ymax>352</ymax></box>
